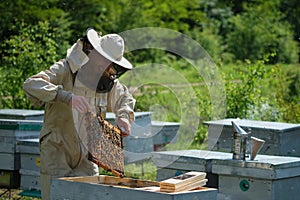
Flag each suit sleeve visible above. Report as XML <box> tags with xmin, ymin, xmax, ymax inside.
<box><xmin>107</xmin><ymin>80</ymin><xmax>136</xmax><ymax>123</ymax></box>
<box><xmin>23</xmin><ymin>60</ymin><xmax>72</xmax><ymax>106</ymax></box>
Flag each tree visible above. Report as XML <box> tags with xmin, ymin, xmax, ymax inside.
<box><xmin>280</xmin><ymin>0</ymin><xmax>300</xmax><ymax>62</ymax></box>
<box><xmin>0</xmin><ymin>21</ymin><xmax>62</xmax><ymax>109</ymax></box>
<box><xmin>280</xmin><ymin>0</ymin><xmax>300</xmax><ymax>38</ymax></box>
<box><xmin>0</xmin><ymin>0</ymin><xmax>72</xmax><ymax>60</ymax></box>
<box><xmin>226</xmin><ymin>0</ymin><xmax>298</xmax><ymax>63</ymax></box>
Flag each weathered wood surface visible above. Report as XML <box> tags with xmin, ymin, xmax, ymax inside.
<box><xmin>61</xmin><ymin>175</ymin><xmax>160</xmax><ymax>188</ymax></box>
<box><xmin>160</xmin><ymin>171</ymin><xmax>207</xmax><ymax>192</ymax></box>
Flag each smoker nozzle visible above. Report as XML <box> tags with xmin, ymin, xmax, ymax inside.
<box><xmin>232</xmin><ymin>121</ymin><xmax>248</xmax><ymax>135</ymax></box>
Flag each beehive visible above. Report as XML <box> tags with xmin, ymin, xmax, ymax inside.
<box><xmin>51</xmin><ymin>175</ymin><xmax>217</xmax><ymax>200</ymax></box>
<box><xmin>204</xmin><ymin>118</ymin><xmax>300</xmax><ymax>157</ymax></box>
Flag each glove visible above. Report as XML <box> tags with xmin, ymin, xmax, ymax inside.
<box><xmin>117</xmin><ymin>118</ymin><xmax>131</xmax><ymax>137</ymax></box>
<box><xmin>69</xmin><ymin>95</ymin><xmax>91</xmax><ymax>113</ymax></box>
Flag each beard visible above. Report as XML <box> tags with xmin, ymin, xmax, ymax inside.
<box><xmin>96</xmin><ymin>75</ymin><xmax>115</xmax><ymax>93</ymax></box>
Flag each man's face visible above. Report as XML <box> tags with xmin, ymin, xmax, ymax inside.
<box><xmin>88</xmin><ymin>50</ymin><xmax>112</xmax><ymax>69</ymax></box>
<box><xmin>87</xmin><ymin>49</ymin><xmax>112</xmax><ymax>76</ymax></box>
<box><xmin>87</xmin><ymin>49</ymin><xmax>120</xmax><ymax>81</ymax></box>
<box><xmin>76</xmin><ymin>49</ymin><xmax>115</xmax><ymax>91</ymax></box>
<box><xmin>104</xmin><ymin>64</ymin><xmax>118</xmax><ymax>80</ymax></box>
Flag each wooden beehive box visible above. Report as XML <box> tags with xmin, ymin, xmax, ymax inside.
<box><xmin>16</xmin><ymin>138</ymin><xmax>41</xmax><ymax>191</ymax></box>
<box><xmin>212</xmin><ymin>154</ymin><xmax>300</xmax><ymax>200</ymax></box>
<box><xmin>0</xmin><ymin>119</ymin><xmax>42</xmax><ymax>189</ymax></box>
<box><xmin>0</xmin><ymin>119</ymin><xmax>42</xmax><ymax>155</ymax></box>
<box><xmin>204</xmin><ymin>118</ymin><xmax>300</xmax><ymax>157</ymax></box>
<box><xmin>151</xmin><ymin>121</ymin><xmax>180</xmax><ymax>151</ymax></box>
<box><xmin>51</xmin><ymin>175</ymin><xmax>217</xmax><ymax>200</ymax></box>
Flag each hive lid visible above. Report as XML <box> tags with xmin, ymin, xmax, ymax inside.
<box><xmin>0</xmin><ymin>109</ymin><xmax>44</xmax><ymax>120</ymax></box>
<box><xmin>204</xmin><ymin>118</ymin><xmax>300</xmax><ymax>131</ymax></box>
<box><xmin>212</xmin><ymin>154</ymin><xmax>300</xmax><ymax>179</ymax></box>
<box><xmin>105</xmin><ymin>112</ymin><xmax>152</xmax><ymax>120</ymax></box>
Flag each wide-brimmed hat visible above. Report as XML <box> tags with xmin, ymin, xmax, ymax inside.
<box><xmin>87</xmin><ymin>28</ymin><xmax>133</xmax><ymax>70</ymax></box>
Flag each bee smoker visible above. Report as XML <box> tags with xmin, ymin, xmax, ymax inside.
<box><xmin>231</xmin><ymin>121</ymin><xmax>265</xmax><ymax>160</ymax></box>
<box><xmin>231</xmin><ymin>121</ymin><xmax>252</xmax><ymax>160</ymax></box>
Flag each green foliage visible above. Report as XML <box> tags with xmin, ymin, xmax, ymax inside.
<box><xmin>225</xmin><ymin>56</ymin><xmax>271</xmax><ymax>119</ymax></box>
<box><xmin>134</xmin><ymin>85</ymin><xmax>180</xmax><ymax>122</ymax></box>
<box><xmin>280</xmin><ymin>0</ymin><xmax>300</xmax><ymax>43</ymax></box>
<box><xmin>192</xmin><ymin>92</ymin><xmax>211</xmax><ymax>147</ymax></box>
<box><xmin>270</xmin><ymin>65</ymin><xmax>300</xmax><ymax>123</ymax></box>
<box><xmin>1</xmin><ymin>0</ymin><xmax>299</xmax><ymax>64</ymax></box>
<box><xmin>57</xmin><ymin>0</ymin><xmax>106</xmax><ymax>41</ymax></box>
<box><xmin>287</xmin><ymin>70</ymin><xmax>300</xmax><ymax>101</ymax></box>
<box><xmin>189</xmin><ymin>26</ymin><xmax>223</xmax><ymax>62</ymax></box>
<box><xmin>202</xmin><ymin>0</ymin><xmax>234</xmax><ymax>37</ymax></box>
<box><xmin>0</xmin><ymin>0</ymin><xmax>67</xmax><ymax>43</ymax></box>
<box><xmin>224</xmin><ymin>57</ymin><xmax>300</xmax><ymax>123</ymax></box>
<box><xmin>0</xmin><ymin>21</ymin><xmax>62</xmax><ymax>108</ymax></box>
<box><xmin>226</xmin><ymin>0</ymin><xmax>299</xmax><ymax>63</ymax></box>
<box><xmin>0</xmin><ymin>0</ymin><xmax>299</xmax><ymax>150</ymax></box>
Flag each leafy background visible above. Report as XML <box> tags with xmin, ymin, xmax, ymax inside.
<box><xmin>0</xmin><ymin>0</ymin><xmax>299</xmax><ymax>145</ymax></box>
<box><xmin>0</xmin><ymin>1</ymin><xmax>299</xmax><ymax>197</ymax></box>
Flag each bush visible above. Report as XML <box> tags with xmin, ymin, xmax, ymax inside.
<box><xmin>225</xmin><ymin>58</ymin><xmax>271</xmax><ymax>119</ymax></box>
<box><xmin>271</xmin><ymin>65</ymin><xmax>300</xmax><ymax>123</ymax></box>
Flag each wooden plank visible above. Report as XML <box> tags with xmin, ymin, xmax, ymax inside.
<box><xmin>160</xmin><ymin>179</ymin><xmax>208</xmax><ymax>193</ymax></box>
<box><xmin>60</xmin><ymin>175</ymin><xmax>160</xmax><ymax>188</ymax></box>
<box><xmin>160</xmin><ymin>171</ymin><xmax>206</xmax><ymax>188</ymax></box>
<box><xmin>160</xmin><ymin>171</ymin><xmax>207</xmax><ymax>192</ymax></box>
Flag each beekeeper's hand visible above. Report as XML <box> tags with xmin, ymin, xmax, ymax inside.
<box><xmin>69</xmin><ymin>95</ymin><xmax>90</xmax><ymax>113</ymax></box>
<box><xmin>117</xmin><ymin>118</ymin><xmax>131</xmax><ymax>137</ymax></box>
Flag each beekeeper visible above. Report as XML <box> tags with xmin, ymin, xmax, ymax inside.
<box><xmin>23</xmin><ymin>28</ymin><xmax>135</xmax><ymax>200</ymax></box>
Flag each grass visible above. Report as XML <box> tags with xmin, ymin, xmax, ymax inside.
<box><xmin>122</xmin><ymin>60</ymin><xmax>300</xmax><ymax>86</ymax></box>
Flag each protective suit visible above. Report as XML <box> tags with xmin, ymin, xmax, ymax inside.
<box><xmin>23</xmin><ymin>37</ymin><xmax>135</xmax><ymax>200</ymax></box>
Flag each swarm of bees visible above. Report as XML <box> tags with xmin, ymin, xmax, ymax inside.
<box><xmin>84</xmin><ymin>112</ymin><xmax>124</xmax><ymax>177</ymax></box>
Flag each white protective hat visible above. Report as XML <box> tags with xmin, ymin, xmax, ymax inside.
<box><xmin>87</xmin><ymin>28</ymin><xmax>133</xmax><ymax>70</ymax></box>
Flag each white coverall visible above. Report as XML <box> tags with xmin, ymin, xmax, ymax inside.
<box><xmin>23</xmin><ymin>40</ymin><xmax>135</xmax><ymax>200</ymax></box>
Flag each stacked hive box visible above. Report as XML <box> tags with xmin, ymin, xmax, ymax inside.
<box><xmin>0</xmin><ymin>109</ymin><xmax>43</xmax><ymax>190</ymax></box>
<box><xmin>152</xmin><ymin>149</ymin><xmax>300</xmax><ymax>199</ymax></box>
<box><xmin>0</xmin><ymin>119</ymin><xmax>42</xmax><ymax>189</ymax></box>
<box><xmin>16</xmin><ymin>139</ymin><xmax>40</xmax><ymax>191</ymax></box>
<box><xmin>151</xmin><ymin>121</ymin><xmax>180</xmax><ymax>151</ymax></box>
